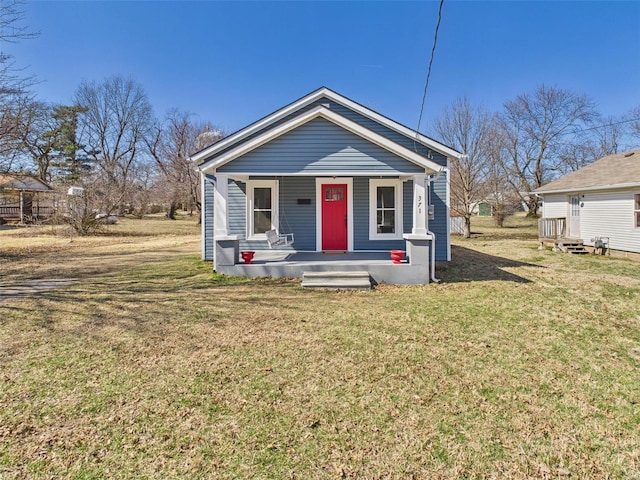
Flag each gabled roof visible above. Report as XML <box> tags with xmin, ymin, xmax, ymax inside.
<box><xmin>534</xmin><ymin>149</ymin><xmax>640</xmax><ymax>194</ymax></box>
<box><xmin>193</xmin><ymin>87</ymin><xmax>461</xmax><ymax>171</ymax></box>
<box><xmin>0</xmin><ymin>174</ymin><xmax>52</xmax><ymax>192</ymax></box>
<box><xmin>197</xmin><ymin>105</ymin><xmax>446</xmax><ymax>174</ymax></box>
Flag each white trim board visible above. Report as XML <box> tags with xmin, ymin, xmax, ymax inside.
<box><xmin>246</xmin><ymin>179</ymin><xmax>279</xmax><ymax>240</ymax></box>
<box><xmin>369</xmin><ymin>178</ymin><xmax>404</xmax><ymax>241</ymax></box>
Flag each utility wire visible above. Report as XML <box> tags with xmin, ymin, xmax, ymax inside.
<box><xmin>565</xmin><ymin>117</ymin><xmax>640</xmax><ymax>136</ymax></box>
<box><xmin>416</xmin><ymin>0</ymin><xmax>445</xmax><ymax>141</ymax></box>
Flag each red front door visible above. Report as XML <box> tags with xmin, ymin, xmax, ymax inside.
<box><xmin>321</xmin><ymin>184</ymin><xmax>347</xmax><ymax>251</ymax></box>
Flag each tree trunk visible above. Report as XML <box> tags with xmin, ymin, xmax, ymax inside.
<box><xmin>525</xmin><ymin>195</ymin><xmax>539</xmax><ymax>218</ymax></box>
<box><xmin>166</xmin><ymin>201</ymin><xmax>177</xmax><ymax>220</ymax></box>
<box><xmin>463</xmin><ymin>216</ymin><xmax>471</xmax><ymax>239</ymax></box>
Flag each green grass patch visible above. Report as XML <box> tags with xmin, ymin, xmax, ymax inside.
<box><xmin>1</xmin><ymin>215</ymin><xmax>639</xmax><ymax>478</ymax></box>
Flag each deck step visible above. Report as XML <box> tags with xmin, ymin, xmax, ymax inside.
<box><xmin>301</xmin><ymin>271</ymin><xmax>372</xmax><ymax>290</ymax></box>
<box><xmin>556</xmin><ymin>239</ymin><xmax>589</xmax><ymax>254</ymax></box>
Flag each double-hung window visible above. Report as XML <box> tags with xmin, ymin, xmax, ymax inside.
<box><xmin>634</xmin><ymin>193</ymin><xmax>640</xmax><ymax>228</ymax></box>
<box><xmin>247</xmin><ymin>180</ymin><xmax>278</xmax><ymax>239</ymax></box>
<box><xmin>369</xmin><ymin>179</ymin><xmax>403</xmax><ymax>240</ymax></box>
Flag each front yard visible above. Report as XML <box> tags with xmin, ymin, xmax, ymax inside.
<box><xmin>1</xmin><ymin>215</ymin><xmax>638</xmax><ymax>478</ymax></box>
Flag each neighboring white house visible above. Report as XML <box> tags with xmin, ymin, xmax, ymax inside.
<box><xmin>534</xmin><ymin>149</ymin><xmax>640</xmax><ymax>254</ymax></box>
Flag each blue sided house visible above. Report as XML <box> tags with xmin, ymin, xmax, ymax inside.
<box><xmin>193</xmin><ymin>87</ymin><xmax>461</xmax><ymax>285</ymax></box>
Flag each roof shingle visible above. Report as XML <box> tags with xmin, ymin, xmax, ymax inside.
<box><xmin>534</xmin><ymin>149</ymin><xmax>640</xmax><ymax>194</ymax></box>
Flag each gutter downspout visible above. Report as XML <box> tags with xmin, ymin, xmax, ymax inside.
<box><xmin>427</xmin><ymin>167</ymin><xmax>445</xmax><ymax>284</ymax></box>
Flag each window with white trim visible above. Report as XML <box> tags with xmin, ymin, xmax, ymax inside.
<box><xmin>247</xmin><ymin>180</ymin><xmax>278</xmax><ymax>239</ymax></box>
<box><xmin>369</xmin><ymin>179</ymin><xmax>403</xmax><ymax>240</ymax></box>
<box><xmin>634</xmin><ymin>193</ymin><xmax>640</xmax><ymax>228</ymax></box>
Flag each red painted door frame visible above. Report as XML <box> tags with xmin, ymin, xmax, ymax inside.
<box><xmin>321</xmin><ymin>183</ymin><xmax>348</xmax><ymax>251</ymax></box>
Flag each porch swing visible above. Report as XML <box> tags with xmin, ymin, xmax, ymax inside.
<box><xmin>265</xmin><ymin>177</ymin><xmax>295</xmax><ymax>248</ymax></box>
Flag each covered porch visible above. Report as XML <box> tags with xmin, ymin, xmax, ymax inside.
<box><xmin>210</xmin><ymin>172</ymin><xmax>439</xmax><ymax>285</ymax></box>
<box><xmin>0</xmin><ymin>174</ymin><xmax>56</xmax><ymax>224</ymax></box>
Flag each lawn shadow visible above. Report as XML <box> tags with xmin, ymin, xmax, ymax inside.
<box><xmin>438</xmin><ymin>245</ymin><xmax>543</xmax><ymax>283</ymax></box>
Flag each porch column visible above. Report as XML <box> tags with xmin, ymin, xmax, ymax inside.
<box><xmin>214</xmin><ymin>174</ymin><xmax>229</xmax><ymax>237</ymax></box>
<box><xmin>411</xmin><ymin>174</ymin><xmax>428</xmax><ymax>235</ymax></box>
<box><xmin>19</xmin><ymin>190</ymin><xmax>24</xmax><ymax>224</ymax></box>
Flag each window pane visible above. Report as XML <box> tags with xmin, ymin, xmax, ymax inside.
<box><xmin>378</xmin><ymin>210</ymin><xmax>395</xmax><ymax>233</ymax></box>
<box><xmin>254</xmin><ymin>210</ymin><xmax>272</xmax><ymax>234</ymax></box>
<box><xmin>377</xmin><ymin>186</ymin><xmax>395</xmax><ymax>208</ymax></box>
<box><xmin>635</xmin><ymin>194</ymin><xmax>640</xmax><ymax>210</ymax></box>
<box><xmin>254</xmin><ymin>188</ymin><xmax>271</xmax><ymax>209</ymax></box>
<box><xmin>636</xmin><ymin>211</ymin><xmax>640</xmax><ymax>228</ymax></box>
<box><xmin>325</xmin><ymin>187</ymin><xmax>343</xmax><ymax>201</ymax></box>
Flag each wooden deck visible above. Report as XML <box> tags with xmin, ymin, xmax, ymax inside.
<box><xmin>538</xmin><ymin>217</ymin><xmax>589</xmax><ymax>253</ymax></box>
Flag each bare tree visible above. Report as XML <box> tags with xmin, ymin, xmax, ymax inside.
<box><xmin>0</xmin><ymin>93</ymin><xmax>31</xmax><ymax>172</ymax></box>
<box><xmin>433</xmin><ymin>97</ymin><xmax>492</xmax><ymax>238</ymax></box>
<box><xmin>0</xmin><ymin>0</ymin><xmax>37</xmax><ymax>173</ymax></box>
<box><xmin>0</xmin><ymin>0</ymin><xmax>37</xmax><ymax>96</ymax></box>
<box><xmin>147</xmin><ymin>110</ymin><xmax>224</xmax><ymax>219</ymax></box>
<box><xmin>496</xmin><ymin>85</ymin><xmax>597</xmax><ymax>216</ymax></box>
<box><xmin>484</xmin><ymin>133</ymin><xmax>522</xmax><ymax>227</ymax></box>
<box><xmin>628</xmin><ymin>105</ymin><xmax>640</xmax><ymax>143</ymax></box>
<box><xmin>75</xmin><ymin>76</ymin><xmax>154</xmax><ymax>214</ymax></box>
<box><xmin>13</xmin><ymin>98</ymin><xmax>57</xmax><ymax>180</ymax></box>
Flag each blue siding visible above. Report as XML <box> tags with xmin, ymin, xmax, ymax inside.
<box><xmin>431</xmin><ymin>172</ymin><xmax>448</xmax><ymax>261</ymax></box>
<box><xmin>278</xmin><ymin>177</ymin><xmax>316</xmax><ymax>250</ymax></box>
<box><xmin>218</xmin><ymin>118</ymin><xmax>424</xmax><ymax>175</ymax></box>
<box><xmin>312</xmin><ymin>100</ymin><xmax>449</xmax><ymax>168</ymax></box>
<box><xmin>228</xmin><ymin>180</ymin><xmax>246</xmax><ymax>239</ymax></box>
<box><xmin>203</xmin><ymin>174</ymin><xmax>215</xmax><ymax>260</ymax></box>
<box><xmin>205</xmin><ymin>173</ymin><xmax>450</xmax><ymax>258</ymax></box>
<box><xmin>403</xmin><ymin>180</ymin><xmax>413</xmax><ymax>234</ymax></box>
<box><xmin>228</xmin><ymin>177</ymin><xmax>317</xmax><ymax>251</ymax></box>
<box><xmin>205</xmin><ymin>95</ymin><xmax>450</xmax><ymax>170</ymax></box>
<box><xmin>352</xmin><ymin>177</ymin><xmax>411</xmax><ymax>251</ymax></box>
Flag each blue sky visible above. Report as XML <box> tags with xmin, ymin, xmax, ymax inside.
<box><xmin>7</xmin><ymin>1</ymin><xmax>640</xmax><ymax>136</ymax></box>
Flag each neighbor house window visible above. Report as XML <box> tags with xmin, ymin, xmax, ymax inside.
<box><xmin>369</xmin><ymin>179</ymin><xmax>403</xmax><ymax>240</ymax></box>
<box><xmin>635</xmin><ymin>193</ymin><xmax>640</xmax><ymax>228</ymax></box>
<box><xmin>247</xmin><ymin>180</ymin><xmax>278</xmax><ymax>239</ymax></box>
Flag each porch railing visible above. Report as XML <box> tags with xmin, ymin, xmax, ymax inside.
<box><xmin>0</xmin><ymin>205</ymin><xmax>56</xmax><ymax>221</ymax></box>
<box><xmin>538</xmin><ymin>217</ymin><xmax>566</xmax><ymax>239</ymax></box>
<box><xmin>0</xmin><ymin>206</ymin><xmax>19</xmax><ymax>216</ymax></box>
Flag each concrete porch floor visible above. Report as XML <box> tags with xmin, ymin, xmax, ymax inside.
<box><xmin>216</xmin><ymin>250</ymin><xmax>430</xmax><ymax>285</ymax></box>
<box><xmin>241</xmin><ymin>250</ymin><xmax>393</xmax><ymax>266</ymax></box>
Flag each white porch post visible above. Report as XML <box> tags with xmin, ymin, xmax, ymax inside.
<box><xmin>213</xmin><ymin>174</ymin><xmax>229</xmax><ymax>237</ymax></box>
<box><xmin>19</xmin><ymin>191</ymin><xmax>24</xmax><ymax>224</ymax></box>
<box><xmin>411</xmin><ymin>174</ymin><xmax>428</xmax><ymax>235</ymax></box>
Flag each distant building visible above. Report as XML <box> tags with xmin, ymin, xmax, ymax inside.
<box><xmin>535</xmin><ymin>149</ymin><xmax>640</xmax><ymax>254</ymax></box>
<box><xmin>0</xmin><ymin>174</ymin><xmax>56</xmax><ymax>224</ymax></box>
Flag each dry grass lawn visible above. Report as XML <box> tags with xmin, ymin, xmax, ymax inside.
<box><xmin>1</xmin><ymin>214</ymin><xmax>639</xmax><ymax>479</ymax></box>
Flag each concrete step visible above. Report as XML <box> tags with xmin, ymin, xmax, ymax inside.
<box><xmin>301</xmin><ymin>271</ymin><xmax>372</xmax><ymax>290</ymax></box>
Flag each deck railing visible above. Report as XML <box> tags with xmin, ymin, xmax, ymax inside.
<box><xmin>538</xmin><ymin>217</ymin><xmax>566</xmax><ymax>239</ymax></box>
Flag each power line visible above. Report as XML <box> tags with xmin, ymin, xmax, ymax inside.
<box><xmin>416</xmin><ymin>0</ymin><xmax>445</xmax><ymax>138</ymax></box>
<box><xmin>566</xmin><ymin>117</ymin><xmax>640</xmax><ymax>136</ymax></box>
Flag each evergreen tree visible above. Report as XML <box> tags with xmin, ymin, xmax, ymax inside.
<box><xmin>49</xmin><ymin>105</ymin><xmax>93</xmax><ymax>184</ymax></box>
